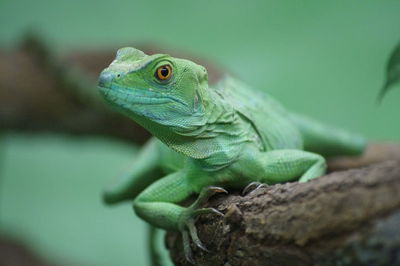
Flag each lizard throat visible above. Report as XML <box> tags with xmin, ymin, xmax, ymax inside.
<box><xmin>150</xmin><ymin>96</ymin><xmax>252</xmax><ymax>171</ymax></box>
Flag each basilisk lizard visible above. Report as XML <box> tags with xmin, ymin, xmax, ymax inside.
<box><xmin>98</xmin><ymin>47</ymin><xmax>365</xmax><ymax>264</ymax></box>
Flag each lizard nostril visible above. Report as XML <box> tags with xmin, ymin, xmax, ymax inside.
<box><xmin>98</xmin><ymin>71</ymin><xmax>114</xmax><ymax>87</ymax></box>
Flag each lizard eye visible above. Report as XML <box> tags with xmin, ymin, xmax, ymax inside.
<box><xmin>155</xmin><ymin>65</ymin><xmax>172</xmax><ymax>81</ymax></box>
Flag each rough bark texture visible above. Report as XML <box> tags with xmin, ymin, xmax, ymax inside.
<box><xmin>166</xmin><ymin>144</ymin><xmax>400</xmax><ymax>266</ymax></box>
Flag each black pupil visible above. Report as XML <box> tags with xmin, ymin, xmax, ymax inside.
<box><xmin>160</xmin><ymin>67</ymin><xmax>169</xmax><ymax>77</ymax></box>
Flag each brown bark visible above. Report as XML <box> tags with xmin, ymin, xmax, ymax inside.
<box><xmin>0</xmin><ymin>236</ymin><xmax>57</xmax><ymax>266</ymax></box>
<box><xmin>166</xmin><ymin>144</ymin><xmax>400</xmax><ymax>266</ymax></box>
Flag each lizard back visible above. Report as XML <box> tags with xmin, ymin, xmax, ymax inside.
<box><xmin>213</xmin><ymin>76</ymin><xmax>303</xmax><ymax>151</ymax></box>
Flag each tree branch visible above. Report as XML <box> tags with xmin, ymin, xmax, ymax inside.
<box><xmin>166</xmin><ymin>145</ymin><xmax>400</xmax><ymax>266</ymax></box>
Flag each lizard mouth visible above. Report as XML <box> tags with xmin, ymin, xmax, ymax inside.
<box><xmin>98</xmin><ymin>84</ymin><xmax>187</xmax><ymax>107</ymax></box>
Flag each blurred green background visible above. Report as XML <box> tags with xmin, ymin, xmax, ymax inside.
<box><xmin>0</xmin><ymin>0</ymin><xmax>399</xmax><ymax>265</ymax></box>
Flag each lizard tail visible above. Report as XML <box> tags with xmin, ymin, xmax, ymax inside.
<box><xmin>290</xmin><ymin>113</ymin><xmax>367</xmax><ymax>158</ymax></box>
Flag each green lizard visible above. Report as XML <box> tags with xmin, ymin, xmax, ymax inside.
<box><xmin>98</xmin><ymin>47</ymin><xmax>366</xmax><ymax>264</ymax></box>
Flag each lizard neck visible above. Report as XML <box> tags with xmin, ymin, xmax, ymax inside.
<box><xmin>142</xmin><ymin>87</ymin><xmax>252</xmax><ymax>170</ymax></box>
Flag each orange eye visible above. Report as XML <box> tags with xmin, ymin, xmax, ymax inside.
<box><xmin>155</xmin><ymin>65</ymin><xmax>172</xmax><ymax>81</ymax></box>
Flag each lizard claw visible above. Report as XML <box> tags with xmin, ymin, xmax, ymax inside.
<box><xmin>180</xmin><ymin>208</ymin><xmax>222</xmax><ymax>264</ymax></box>
<box><xmin>209</xmin><ymin>186</ymin><xmax>228</xmax><ymax>194</ymax></box>
<box><xmin>191</xmin><ymin>186</ymin><xmax>228</xmax><ymax>210</ymax></box>
<box><xmin>182</xmin><ymin>230</ymin><xmax>195</xmax><ymax>265</ymax></box>
<box><xmin>242</xmin><ymin>181</ymin><xmax>266</xmax><ymax>196</ymax></box>
<box><xmin>179</xmin><ymin>186</ymin><xmax>227</xmax><ymax>264</ymax></box>
<box><xmin>187</xmin><ymin>220</ymin><xmax>209</xmax><ymax>252</ymax></box>
<box><xmin>193</xmin><ymin>207</ymin><xmax>224</xmax><ymax>217</ymax></box>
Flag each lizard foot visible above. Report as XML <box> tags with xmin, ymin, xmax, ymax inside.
<box><xmin>178</xmin><ymin>186</ymin><xmax>227</xmax><ymax>264</ymax></box>
<box><xmin>242</xmin><ymin>181</ymin><xmax>266</xmax><ymax>196</ymax></box>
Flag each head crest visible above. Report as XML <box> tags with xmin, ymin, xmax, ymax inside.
<box><xmin>116</xmin><ymin>47</ymin><xmax>146</xmax><ymax>61</ymax></box>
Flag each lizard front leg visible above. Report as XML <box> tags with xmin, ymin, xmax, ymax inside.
<box><xmin>103</xmin><ymin>138</ymin><xmax>163</xmax><ymax>204</ymax></box>
<box><xmin>133</xmin><ymin>170</ymin><xmax>225</xmax><ymax>264</ymax></box>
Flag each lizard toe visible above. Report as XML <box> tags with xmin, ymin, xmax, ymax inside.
<box><xmin>242</xmin><ymin>181</ymin><xmax>267</xmax><ymax>196</ymax></box>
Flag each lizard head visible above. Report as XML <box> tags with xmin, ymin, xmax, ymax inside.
<box><xmin>98</xmin><ymin>47</ymin><xmax>209</xmax><ymax>130</ymax></box>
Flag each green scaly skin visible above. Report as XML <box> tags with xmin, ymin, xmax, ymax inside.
<box><xmin>98</xmin><ymin>47</ymin><xmax>366</xmax><ymax>264</ymax></box>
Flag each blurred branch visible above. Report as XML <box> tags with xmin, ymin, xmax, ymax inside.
<box><xmin>0</xmin><ymin>33</ymin><xmax>148</xmax><ymax>143</ymax></box>
<box><xmin>0</xmin><ymin>32</ymin><xmax>223</xmax><ymax>144</ymax></box>
<box><xmin>0</xmin><ymin>235</ymin><xmax>55</xmax><ymax>266</ymax></box>
<box><xmin>167</xmin><ymin>144</ymin><xmax>400</xmax><ymax>266</ymax></box>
